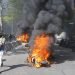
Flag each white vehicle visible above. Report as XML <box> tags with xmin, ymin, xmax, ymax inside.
<box><xmin>55</xmin><ymin>32</ymin><xmax>67</xmax><ymax>44</ymax></box>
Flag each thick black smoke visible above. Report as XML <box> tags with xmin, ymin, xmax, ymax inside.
<box><xmin>16</xmin><ymin>0</ymin><xmax>47</xmax><ymax>35</ymax></box>
<box><xmin>29</xmin><ymin>10</ymin><xmax>62</xmax><ymax>46</ymax></box>
<box><xmin>16</xmin><ymin>0</ymin><xmax>72</xmax><ymax>46</ymax></box>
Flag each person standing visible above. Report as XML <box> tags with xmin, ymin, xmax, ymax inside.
<box><xmin>0</xmin><ymin>33</ymin><xmax>5</xmax><ymax>67</ymax></box>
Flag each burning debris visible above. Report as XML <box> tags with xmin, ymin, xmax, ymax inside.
<box><xmin>16</xmin><ymin>33</ymin><xmax>29</xmax><ymax>43</ymax></box>
<box><xmin>13</xmin><ymin>0</ymin><xmax>73</xmax><ymax>68</ymax></box>
<box><xmin>27</xmin><ymin>33</ymin><xmax>54</xmax><ymax>68</ymax></box>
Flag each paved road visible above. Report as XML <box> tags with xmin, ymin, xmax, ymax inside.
<box><xmin>0</xmin><ymin>46</ymin><xmax>75</xmax><ymax>75</ymax></box>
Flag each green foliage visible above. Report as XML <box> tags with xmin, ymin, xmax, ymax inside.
<box><xmin>3</xmin><ymin>16</ymin><xmax>14</xmax><ymax>23</ymax></box>
<box><xmin>3</xmin><ymin>0</ymin><xmax>23</xmax><ymax>23</ymax></box>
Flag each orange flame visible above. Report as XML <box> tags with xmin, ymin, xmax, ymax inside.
<box><xmin>33</xmin><ymin>33</ymin><xmax>54</xmax><ymax>49</ymax></box>
<box><xmin>27</xmin><ymin>33</ymin><xmax>54</xmax><ymax>67</ymax></box>
<box><xmin>16</xmin><ymin>33</ymin><xmax>29</xmax><ymax>43</ymax></box>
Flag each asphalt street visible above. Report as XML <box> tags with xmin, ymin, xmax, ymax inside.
<box><xmin>0</xmin><ymin>46</ymin><xmax>75</xmax><ymax>75</ymax></box>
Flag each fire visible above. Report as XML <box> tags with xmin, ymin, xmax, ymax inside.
<box><xmin>16</xmin><ymin>33</ymin><xmax>29</xmax><ymax>43</ymax></box>
<box><xmin>27</xmin><ymin>33</ymin><xmax>54</xmax><ymax>68</ymax></box>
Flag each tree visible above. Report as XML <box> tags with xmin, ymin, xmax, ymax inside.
<box><xmin>0</xmin><ymin>0</ymin><xmax>23</xmax><ymax>34</ymax></box>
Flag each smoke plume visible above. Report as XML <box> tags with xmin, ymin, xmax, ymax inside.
<box><xmin>15</xmin><ymin>0</ymin><xmax>72</xmax><ymax>46</ymax></box>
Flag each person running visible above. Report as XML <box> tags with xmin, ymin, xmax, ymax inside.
<box><xmin>0</xmin><ymin>33</ymin><xmax>5</xmax><ymax>67</ymax></box>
